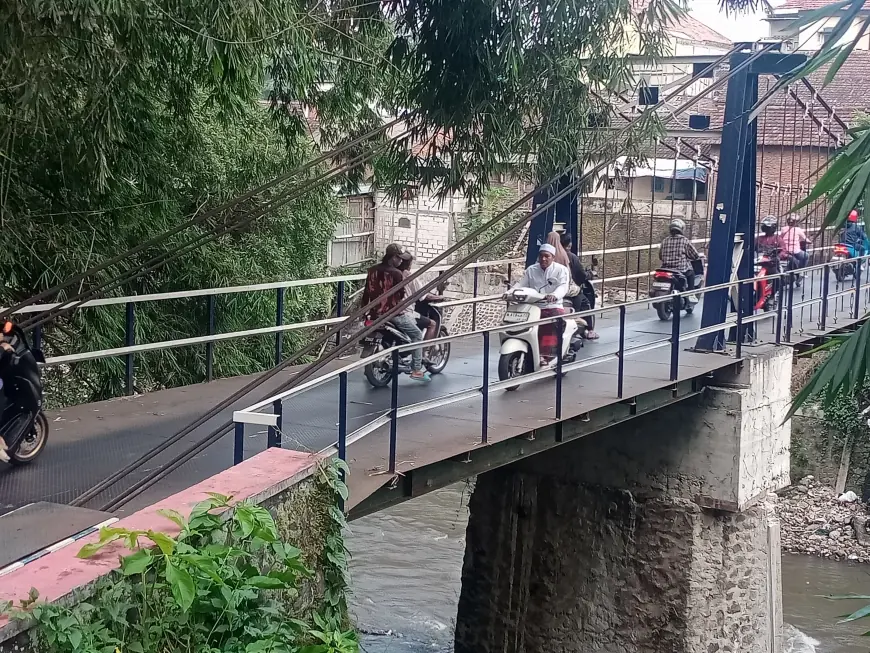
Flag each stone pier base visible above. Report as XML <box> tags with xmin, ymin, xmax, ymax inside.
<box><xmin>455</xmin><ymin>348</ymin><xmax>791</xmax><ymax>653</ymax></box>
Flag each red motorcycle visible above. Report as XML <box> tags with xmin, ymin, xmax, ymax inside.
<box><xmin>754</xmin><ymin>248</ymin><xmax>789</xmax><ymax>311</ymax></box>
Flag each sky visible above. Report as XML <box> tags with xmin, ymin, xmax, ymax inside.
<box><xmin>689</xmin><ymin>0</ymin><xmax>773</xmax><ymax>41</ymax></box>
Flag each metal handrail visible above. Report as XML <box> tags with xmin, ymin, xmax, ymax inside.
<box><xmin>31</xmin><ymin>236</ymin><xmax>846</xmax><ymax>377</ymax></box>
<box><xmin>234</xmin><ymin>255</ymin><xmax>870</xmax><ymax>425</ymax></box>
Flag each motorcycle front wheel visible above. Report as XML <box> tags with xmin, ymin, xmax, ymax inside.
<box><xmin>10</xmin><ymin>411</ymin><xmax>49</xmax><ymax>465</ymax></box>
<box><xmin>363</xmin><ymin>345</ymin><xmax>393</xmax><ymax>388</ymax></box>
<box><xmin>498</xmin><ymin>351</ymin><xmax>525</xmax><ymax>392</ymax></box>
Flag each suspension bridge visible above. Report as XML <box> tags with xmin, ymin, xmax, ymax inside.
<box><xmin>1</xmin><ymin>42</ymin><xmax>869</xmax><ymax>571</ymax></box>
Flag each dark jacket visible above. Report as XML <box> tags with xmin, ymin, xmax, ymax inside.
<box><xmin>840</xmin><ymin>223</ymin><xmax>867</xmax><ymax>250</ymax></box>
<box><xmin>0</xmin><ymin>330</ymin><xmax>42</xmax><ymax>410</ymax></box>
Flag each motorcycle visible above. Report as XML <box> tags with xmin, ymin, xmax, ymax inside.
<box><xmin>0</xmin><ymin>323</ymin><xmax>49</xmax><ymax>465</ymax></box>
<box><xmin>831</xmin><ymin>243</ymin><xmax>856</xmax><ymax>283</ymax></box>
<box><xmin>650</xmin><ymin>257</ymin><xmax>705</xmax><ymax>321</ymax></box>
<box><xmin>497</xmin><ymin>288</ymin><xmax>587</xmax><ymax>391</ymax></box>
<box><xmin>361</xmin><ymin>301</ymin><xmax>451</xmax><ymax>388</ymax></box>
<box><xmin>754</xmin><ymin>248</ymin><xmax>795</xmax><ymax>311</ymax></box>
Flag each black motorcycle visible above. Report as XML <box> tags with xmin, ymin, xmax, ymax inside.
<box><xmin>0</xmin><ymin>323</ymin><xmax>49</xmax><ymax>465</ymax></box>
<box><xmin>361</xmin><ymin>301</ymin><xmax>451</xmax><ymax>388</ymax></box>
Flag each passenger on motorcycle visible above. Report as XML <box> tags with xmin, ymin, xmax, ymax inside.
<box><xmin>659</xmin><ymin>218</ymin><xmax>701</xmax><ymax>300</ymax></box>
<box><xmin>361</xmin><ymin>244</ymin><xmax>429</xmax><ymax>383</ymax></box>
<box><xmin>397</xmin><ymin>252</ymin><xmax>443</xmax><ymax>341</ymax></box>
<box><xmin>780</xmin><ymin>214</ymin><xmax>810</xmax><ymax>268</ymax></box>
<box><xmin>0</xmin><ymin>321</ymin><xmax>42</xmax><ymax>464</ymax></box>
<box><xmin>507</xmin><ymin>243</ymin><xmax>570</xmax><ymax>366</ymax></box>
<box><xmin>840</xmin><ymin>210</ymin><xmax>869</xmax><ymax>258</ymax></box>
<box><xmin>559</xmin><ymin>231</ymin><xmax>599</xmax><ymax>340</ymax></box>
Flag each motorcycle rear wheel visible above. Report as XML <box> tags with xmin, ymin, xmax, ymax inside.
<box><xmin>655</xmin><ymin>301</ymin><xmax>673</xmax><ymax>321</ymax></box>
<box><xmin>424</xmin><ymin>327</ymin><xmax>451</xmax><ymax>375</ymax></box>
<box><xmin>9</xmin><ymin>411</ymin><xmax>49</xmax><ymax>465</ymax></box>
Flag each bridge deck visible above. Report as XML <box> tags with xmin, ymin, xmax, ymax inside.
<box><xmin>0</xmin><ymin>267</ymin><xmax>864</xmax><ymax>517</ymax></box>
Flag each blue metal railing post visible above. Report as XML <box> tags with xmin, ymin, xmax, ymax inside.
<box><xmin>234</xmin><ymin>422</ymin><xmax>244</xmax><ymax>465</ymax></box>
<box><xmin>617</xmin><ymin>305</ymin><xmax>625</xmax><ymax>399</ymax></box>
<box><xmin>820</xmin><ymin>264</ymin><xmax>830</xmax><ymax>330</ymax></box>
<box><xmin>854</xmin><ymin>258</ymin><xmax>863</xmax><ymax>320</ymax></box>
<box><xmin>785</xmin><ymin>272</ymin><xmax>795</xmax><ymax>342</ymax></box>
<box><xmin>735</xmin><ymin>282</ymin><xmax>744</xmax><ymax>359</ymax></box>
<box><xmin>275</xmin><ymin>287</ymin><xmax>285</xmax><ymax>365</ymax></box>
<box><xmin>669</xmin><ymin>294</ymin><xmax>681</xmax><ymax>381</ymax></box>
<box><xmin>555</xmin><ymin>320</ymin><xmax>563</xmax><ymax>420</ymax></box>
<box><xmin>481</xmin><ymin>331</ymin><xmax>490</xmax><ymax>444</ymax></box>
<box><xmin>338</xmin><ymin>371</ymin><xmax>348</xmax><ymax>501</ymax></box>
<box><xmin>32</xmin><ymin>324</ymin><xmax>42</xmax><ymax>352</ymax></box>
<box><xmin>335</xmin><ymin>280</ymin><xmax>345</xmax><ymax>347</ymax></box>
<box><xmin>206</xmin><ymin>294</ymin><xmax>215</xmax><ymax>382</ymax></box>
<box><xmin>267</xmin><ymin>399</ymin><xmax>283</xmax><ymax>449</ymax></box>
<box><xmin>388</xmin><ymin>350</ymin><xmax>399</xmax><ymax>473</ymax></box>
<box><xmin>471</xmin><ymin>265</ymin><xmax>480</xmax><ymax>330</ymax></box>
<box><xmin>125</xmin><ymin>302</ymin><xmax>135</xmax><ymax>395</ymax></box>
<box><xmin>775</xmin><ymin>278</ymin><xmax>785</xmax><ymax>344</ymax></box>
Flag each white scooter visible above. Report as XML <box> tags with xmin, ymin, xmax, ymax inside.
<box><xmin>497</xmin><ymin>288</ymin><xmax>585</xmax><ymax>391</ymax></box>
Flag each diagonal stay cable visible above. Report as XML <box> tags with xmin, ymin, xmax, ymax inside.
<box><xmin>71</xmin><ymin>137</ymin><xmax>408</xmax><ymax>506</ymax></box>
<box><xmin>20</xmin><ymin>133</ymin><xmax>407</xmax><ymax>332</ymax></box>
<box><xmin>95</xmin><ymin>43</ymin><xmax>770</xmax><ymax>512</ymax></box>
<box><xmin>91</xmin><ymin>42</ymin><xmax>753</xmax><ymax>510</ymax></box>
<box><xmin>99</xmin><ymin>155</ymin><xmax>623</xmax><ymax>512</ymax></box>
<box><xmin>2</xmin><ymin>116</ymin><xmax>407</xmax><ymax>321</ymax></box>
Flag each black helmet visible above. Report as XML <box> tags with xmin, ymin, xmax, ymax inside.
<box><xmin>760</xmin><ymin>216</ymin><xmax>777</xmax><ymax>236</ymax></box>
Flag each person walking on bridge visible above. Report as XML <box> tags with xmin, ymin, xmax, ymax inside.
<box><xmin>509</xmin><ymin>243</ymin><xmax>569</xmax><ymax>366</ymax></box>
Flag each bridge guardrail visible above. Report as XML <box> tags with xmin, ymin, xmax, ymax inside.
<box><xmin>8</xmin><ymin>234</ymin><xmax>839</xmax><ymax>397</ymax></box>
<box><xmin>232</xmin><ymin>254</ymin><xmax>870</xmax><ymax>480</ymax></box>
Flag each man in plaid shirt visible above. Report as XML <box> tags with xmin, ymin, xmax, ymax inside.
<box><xmin>659</xmin><ymin>218</ymin><xmax>701</xmax><ymax>298</ymax></box>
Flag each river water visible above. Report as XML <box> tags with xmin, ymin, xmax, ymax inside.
<box><xmin>347</xmin><ymin>483</ymin><xmax>870</xmax><ymax>653</ymax></box>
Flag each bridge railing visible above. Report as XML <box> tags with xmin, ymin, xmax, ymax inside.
<box><xmin>6</xmin><ymin>234</ymin><xmax>841</xmax><ymax>399</ymax></box>
<box><xmin>232</xmin><ymin>254</ymin><xmax>870</xmax><ymax>476</ymax></box>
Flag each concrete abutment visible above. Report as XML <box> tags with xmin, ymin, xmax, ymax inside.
<box><xmin>455</xmin><ymin>347</ymin><xmax>792</xmax><ymax>653</ymax></box>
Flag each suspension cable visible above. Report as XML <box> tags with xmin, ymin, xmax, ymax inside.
<box><xmin>20</xmin><ymin>133</ymin><xmax>408</xmax><ymax>331</ymax></box>
<box><xmin>2</xmin><ymin>116</ymin><xmax>407</xmax><ymax>320</ymax></box>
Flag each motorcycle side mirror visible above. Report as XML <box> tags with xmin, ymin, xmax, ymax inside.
<box><xmin>591</xmin><ymin>256</ymin><xmax>599</xmax><ymax>267</ymax></box>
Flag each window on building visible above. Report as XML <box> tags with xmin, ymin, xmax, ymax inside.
<box><xmin>819</xmin><ymin>27</ymin><xmax>834</xmax><ymax>45</ymax></box>
<box><xmin>667</xmin><ymin>179</ymin><xmax>708</xmax><ymax>201</ymax></box>
<box><xmin>653</xmin><ymin>177</ymin><xmax>666</xmax><ymax>193</ymax></box>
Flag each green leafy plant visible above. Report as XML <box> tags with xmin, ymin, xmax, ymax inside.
<box><xmin>4</xmin><ymin>462</ymin><xmax>357</xmax><ymax>653</ymax></box>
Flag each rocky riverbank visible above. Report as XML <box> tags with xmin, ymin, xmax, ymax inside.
<box><xmin>778</xmin><ymin>476</ymin><xmax>870</xmax><ymax>562</ymax></box>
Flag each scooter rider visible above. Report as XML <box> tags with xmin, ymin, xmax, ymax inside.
<box><xmin>757</xmin><ymin>216</ymin><xmax>794</xmax><ymax>267</ymax></box>
<box><xmin>506</xmin><ymin>243</ymin><xmax>569</xmax><ymax>366</ymax></box>
<box><xmin>659</xmin><ymin>218</ymin><xmax>701</xmax><ymax>300</ymax></box>
<box><xmin>0</xmin><ymin>321</ymin><xmax>42</xmax><ymax>464</ymax></box>
<box><xmin>840</xmin><ymin>210</ymin><xmax>869</xmax><ymax>258</ymax></box>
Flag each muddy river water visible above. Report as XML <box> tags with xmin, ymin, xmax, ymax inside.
<box><xmin>347</xmin><ymin>483</ymin><xmax>870</xmax><ymax>653</ymax></box>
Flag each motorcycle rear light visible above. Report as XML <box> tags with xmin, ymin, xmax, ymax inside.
<box><xmin>654</xmin><ymin>272</ymin><xmax>673</xmax><ymax>280</ymax></box>
<box><xmin>834</xmin><ymin>244</ymin><xmax>850</xmax><ymax>254</ymax></box>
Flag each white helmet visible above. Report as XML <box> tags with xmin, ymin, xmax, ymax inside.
<box><xmin>669</xmin><ymin>218</ymin><xmax>686</xmax><ymax>234</ymax></box>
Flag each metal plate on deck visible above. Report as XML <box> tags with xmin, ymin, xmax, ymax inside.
<box><xmin>0</xmin><ymin>502</ymin><xmax>113</xmax><ymax>569</ymax></box>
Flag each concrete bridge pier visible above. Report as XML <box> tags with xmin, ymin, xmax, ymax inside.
<box><xmin>454</xmin><ymin>347</ymin><xmax>791</xmax><ymax>653</ymax></box>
